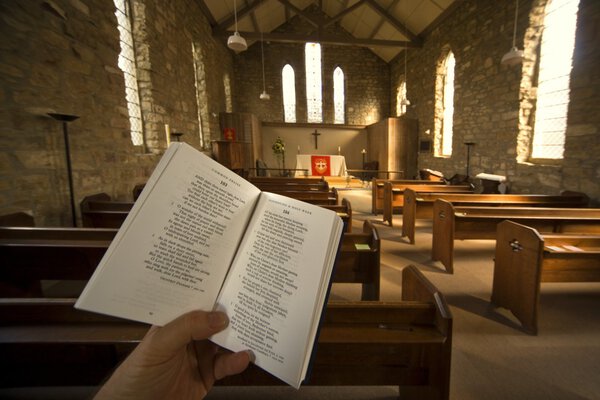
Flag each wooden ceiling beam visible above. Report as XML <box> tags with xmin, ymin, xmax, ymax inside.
<box><xmin>368</xmin><ymin>0</ymin><xmax>400</xmax><ymax>38</ymax></box>
<box><xmin>323</xmin><ymin>0</ymin><xmax>368</xmax><ymax>27</ymax></box>
<box><xmin>197</xmin><ymin>0</ymin><xmax>217</xmax><ymax>26</ymax></box>
<box><xmin>366</xmin><ymin>0</ymin><xmax>420</xmax><ymax>44</ymax></box>
<box><xmin>216</xmin><ymin>0</ymin><xmax>267</xmax><ymax>30</ymax></box>
<box><xmin>276</xmin><ymin>0</ymin><xmax>319</xmax><ymax>27</ymax></box>
<box><xmin>214</xmin><ymin>30</ymin><xmax>422</xmax><ymax>48</ymax></box>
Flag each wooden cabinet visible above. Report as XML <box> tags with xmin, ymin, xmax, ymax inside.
<box><xmin>367</xmin><ymin>117</ymin><xmax>418</xmax><ymax>180</ymax></box>
<box><xmin>211</xmin><ymin>141</ymin><xmax>248</xmax><ymax>171</ymax></box>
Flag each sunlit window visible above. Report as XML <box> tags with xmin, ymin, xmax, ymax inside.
<box><xmin>434</xmin><ymin>50</ymin><xmax>455</xmax><ymax>157</ymax></box>
<box><xmin>396</xmin><ymin>80</ymin><xmax>407</xmax><ymax>116</ymax></box>
<box><xmin>282</xmin><ymin>64</ymin><xmax>296</xmax><ymax>123</ymax></box>
<box><xmin>114</xmin><ymin>0</ymin><xmax>144</xmax><ymax>146</ymax></box>
<box><xmin>531</xmin><ymin>0</ymin><xmax>579</xmax><ymax>160</ymax></box>
<box><xmin>333</xmin><ymin>67</ymin><xmax>345</xmax><ymax>124</ymax></box>
<box><xmin>305</xmin><ymin>43</ymin><xmax>323</xmax><ymax>123</ymax></box>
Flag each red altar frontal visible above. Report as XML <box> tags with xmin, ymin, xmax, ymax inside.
<box><xmin>294</xmin><ymin>155</ymin><xmax>348</xmax><ymax>177</ymax></box>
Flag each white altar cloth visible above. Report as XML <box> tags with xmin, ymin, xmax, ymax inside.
<box><xmin>294</xmin><ymin>155</ymin><xmax>348</xmax><ymax>177</ymax></box>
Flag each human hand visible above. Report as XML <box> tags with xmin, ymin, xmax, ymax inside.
<box><xmin>94</xmin><ymin>310</ymin><xmax>250</xmax><ymax>400</ymax></box>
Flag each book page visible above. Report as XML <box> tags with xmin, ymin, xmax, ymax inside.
<box><xmin>211</xmin><ymin>192</ymin><xmax>342</xmax><ymax>388</ymax></box>
<box><xmin>76</xmin><ymin>143</ymin><xmax>261</xmax><ymax>326</ymax></box>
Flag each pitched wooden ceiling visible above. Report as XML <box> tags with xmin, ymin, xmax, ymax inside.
<box><xmin>198</xmin><ymin>0</ymin><xmax>458</xmax><ymax>62</ymax></box>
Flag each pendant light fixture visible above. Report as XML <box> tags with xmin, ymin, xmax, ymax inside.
<box><xmin>259</xmin><ymin>31</ymin><xmax>270</xmax><ymax>100</ymax></box>
<box><xmin>227</xmin><ymin>0</ymin><xmax>247</xmax><ymax>53</ymax></box>
<box><xmin>501</xmin><ymin>0</ymin><xmax>524</xmax><ymax>66</ymax></box>
<box><xmin>401</xmin><ymin>46</ymin><xmax>411</xmax><ymax>107</ymax></box>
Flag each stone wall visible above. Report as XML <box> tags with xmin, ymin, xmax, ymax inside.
<box><xmin>0</xmin><ymin>0</ymin><xmax>232</xmax><ymax>225</ymax></box>
<box><xmin>390</xmin><ymin>0</ymin><xmax>600</xmax><ymax>203</ymax></box>
<box><xmin>233</xmin><ymin>5</ymin><xmax>390</xmax><ymax>126</ymax></box>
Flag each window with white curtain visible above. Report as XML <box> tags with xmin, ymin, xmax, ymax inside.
<box><xmin>305</xmin><ymin>43</ymin><xmax>323</xmax><ymax>123</ymax></box>
<box><xmin>114</xmin><ymin>0</ymin><xmax>144</xmax><ymax>146</ymax></box>
<box><xmin>435</xmin><ymin>51</ymin><xmax>455</xmax><ymax>157</ymax></box>
<box><xmin>531</xmin><ymin>0</ymin><xmax>579</xmax><ymax>160</ymax></box>
<box><xmin>333</xmin><ymin>67</ymin><xmax>345</xmax><ymax>124</ymax></box>
<box><xmin>282</xmin><ymin>64</ymin><xmax>296</xmax><ymax>123</ymax></box>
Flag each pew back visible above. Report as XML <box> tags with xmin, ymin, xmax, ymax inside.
<box><xmin>432</xmin><ymin>199</ymin><xmax>600</xmax><ymax>273</ymax></box>
<box><xmin>402</xmin><ymin>190</ymin><xmax>590</xmax><ymax>243</ymax></box>
<box><xmin>491</xmin><ymin>220</ymin><xmax>600</xmax><ymax>334</ymax></box>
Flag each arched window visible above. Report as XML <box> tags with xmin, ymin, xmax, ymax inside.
<box><xmin>434</xmin><ymin>50</ymin><xmax>455</xmax><ymax>157</ymax></box>
<box><xmin>305</xmin><ymin>43</ymin><xmax>323</xmax><ymax>123</ymax></box>
<box><xmin>282</xmin><ymin>64</ymin><xmax>296</xmax><ymax>123</ymax></box>
<box><xmin>333</xmin><ymin>67</ymin><xmax>345</xmax><ymax>124</ymax></box>
<box><xmin>531</xmin><ymin>0</ymin><xmax>579</xmax><ymax>160</ymax></box>
<box><xmin>114</xmin><ymin>0</ymin><xmax>144</xmax><ymax>146</ymax></box>
<box><xmin>396</xmin><ymin>80</ymin><xmax>407</xmax><ymax>116</ymax></box>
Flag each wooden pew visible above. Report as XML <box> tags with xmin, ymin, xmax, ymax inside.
<box><xmin>335</xmin><ymin>220</ymin><xmax>380</xmax><ymax>300</ymax></box>
<box><xmin>432</xmin><ymin>199</ymin><xmax>600</xmax><ymax>273</ymax></box>
<box><xmin>371</xmin><ymin>179</ymin><xmax>444</xmax><ymax>214</ymax></box>
<box><xmin>80</xmin><ymin>193</ymin><xmax>133</xmax><ymax>228</ymax></box>
<box><xmin>0</xmin><ymin>227</ymin><xmax>117</xmax><ymax>297</ymax></box>
<box><xmin>248</xmin><ymin>176</ymin><xmax>325</xmax><ymax>185</ymax></box>
<box><xmin>0</xmin><ymin>211</ymin><xmax>35</xmax><ymax>227</ymax></box>
<box><xmin>322</xmin><ymin>197</ymin><xmax>352</xmax><ymax>233</ymax></box>
<box><xmin>0</xmin><ymin>265</ymin><xmax>452</xmax><ymax>400</ymax></box>
<box><xmin>382</xmin><ymin>183</ymin><xmax>474</xmax><ymax>226</ymax></box>
<box><xmin>491</xmin><ymin>220</ymin><xmax>600</xmax><ymax>334</ymax></box>
<box><xmin>402</xmin><ymin>190</ymin><xmax>590</xmax><ymax>244</ymax></box>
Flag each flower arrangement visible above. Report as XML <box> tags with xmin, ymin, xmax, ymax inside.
<box><xmin>272</xmin><ymin>137</ymin><xmax>285</xmax><ymax>156</ymax></box>
<box><xmin>271</xmin><ymin>137</ymin><xmax>287</xmax><ymax>176</ymax></box>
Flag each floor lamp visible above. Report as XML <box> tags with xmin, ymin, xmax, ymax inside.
<box><xmin>48</xmin><ymin>112</ymin><xmax>80</xmax><ymax>227</ymax></box>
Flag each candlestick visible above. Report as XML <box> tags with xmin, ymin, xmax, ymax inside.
<box><xmin>165</xmin><ymin>124</ymin><xmax>171</xmax><ymax>147</ymax></box>
<box><xmin>338</xmin><ymin>146</ymin><xmax>341</xmax><ymax>155</ymax></box>
<box><xmin>297</xmin><ymin>145</ymin><xmax>300</xmax><ymax>154</ymax></box>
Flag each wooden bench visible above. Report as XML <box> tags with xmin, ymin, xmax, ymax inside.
<box><xmin>432</xmin><ymin>199</ymin><xmax>600</xmax><ymax>273</ymax></box>
<box><xmin>248</xmin><ymin>176</ymin><xmax>325</xmax><ymax>185</ymax></box>
<box><xmin>371</xmin><ymin>179</ymin><xmax>445</xmax><ymax>214</ymax></box>
<box><xmin>491</xmin><ymin>221</ymin><xmax>600</xmax><ymax>335</ymax></box>
<box><xmin>0</xmin><ymin>227</ymin><xmax>117</xmax><ymax>297</ymax></box>
<box><xmin>322</xmin><ymin>197</ymin><xmax>352</xmax><ymax>233</ymax></box>
<box><xmin>0</xmin><ymin>211</ymin><xmax>35</xmax><ymax>227</ymax></box>
<box><xmin>0</xmin><ymin>265</ymin><xmax>452</xmax><ymax>400</ymax></box>
<box><xmin>402</xmin><ymin>190</ymin><xmax>590</xmax><ymax>243</ymax></box>
<box><xmin>80</xmin><ymin>193</ymin><xmax>134</xmax><ymax>228</ymax></box>
<box><xmin>335</xmin><ymin>220</ymin><xmax>380</xmax><ymax>300</ymax></box>
<box><xmin>250</xmin><ymin>180</ymin><xmax>330</xmax><ymax>193</ymax></box>
<box><xmin>382</xmin><ymin>183</ymin><xmax>474</xmax><ymax>226</ymax></box>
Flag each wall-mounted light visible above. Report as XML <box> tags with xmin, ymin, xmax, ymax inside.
<box><xmin>227</xmin><ymin>0</ymin><xmax>247</xmax><ymax>53</ymax></box>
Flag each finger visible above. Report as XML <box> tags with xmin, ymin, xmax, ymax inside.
<box><xmin>149</xmin><ymin>310</ymin><xmax>229</xmax><ymax>355</ymax></box>
<box><xmin>213</xmin><ymin>350</ymin><xmax>251</xmax><ymax>381</ymax></box>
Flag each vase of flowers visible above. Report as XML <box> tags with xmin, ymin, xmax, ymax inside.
<box><xmin>272</xmin><ymin>137</ymin><xmax>287</xmax><ymax>176</ymax></box>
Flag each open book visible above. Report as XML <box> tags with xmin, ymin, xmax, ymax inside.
<box><xmin>75</xmin><ymin>143</ymin><xmax>343</xmax><ymax>388</ymax></box>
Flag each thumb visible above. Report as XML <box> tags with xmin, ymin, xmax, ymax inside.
<box><xmin>148</xmin><ymin>310</ymin><xmax>229</xmax><ymax>355</ymax></box>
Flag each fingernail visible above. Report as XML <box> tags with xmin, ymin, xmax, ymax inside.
<box><xmin>208</xmin><ymin>312</ymin><xmax>228</xmax><ymax>329</ymax></box>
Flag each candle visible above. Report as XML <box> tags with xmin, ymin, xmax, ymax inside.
<box><xmin>297</xmin><ymin>145</ymin><xmax>300</xmax><ymax>153</ymax></box>
<box><xmin>165</xmin><ymin>124</ymin><xmax>171</xmax><ymax>147</ymax></box>
<box><xmin>338</xmin><ymin>146</ymin><xmax>341</xmax><ymax>153</ymax></box>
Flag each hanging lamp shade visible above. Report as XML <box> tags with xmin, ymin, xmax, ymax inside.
<box><xmin>501</xmin><ymin>47</ymin><xmax>524</xmax><ymax>66</ymax></box>
<box><xmin>259</xmin><ymin>31</ymin><xmax>270</xmax><ymax>100</ymax></box>
<box><xmin>227</xmin><ymin>31</ymin><xmax>247</xmax><ymax>52</ymax></box>
<box><xmin>501</xmin><ymin>0</ymin><xmax>524</xmax><ymax>66</ymax></box>
<box><xmin>260</xmin><ymin>91</ymin><xmax>271</xmax><ymax>100</ymax></box>
<box><xmin>227</xmin><ymin>0</ymin><xmax>247</xmax><ymax>53</ymax></box>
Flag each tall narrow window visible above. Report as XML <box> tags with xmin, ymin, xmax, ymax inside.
<box><xmin>434</xmin><ymin>50</ymin><xmax>455</xmax><ymax>157</ymax></box>
<box><xmin>282</xmin><ymin>64</ymin><xmax>296</xmax><ymax>123</ymax></box>
<box><xmin>333</xmin><ymin>67</ymin><xmax>345</xmax><ymax>124</ymax></box>
<box><xmin>192</xmin><ymin>42</ymin><xmax>208</xmax><ymax>148</ymax></box>
<box><xmin>396</xmin><ymin>80</ymin><xmax>407</xmax><ymax>116</ymax></box>
<box><xmin>114</xmin><ymin>0</ymin><xmax>144</xmax><ymax>146</ymax></box>
<box><xmin>223</xmin><ymin>73</ymin><xmax>232</xmax><ymax>113</ymax></box>
<box><xmin>531</xmin><ymin>0</ymin><xmax>579</xmax><ymax>160</ymax></box>
<box><xmin>305</xmin><ymin>43</ymin><xmax>322</xmax><ymax>123</ymax></box>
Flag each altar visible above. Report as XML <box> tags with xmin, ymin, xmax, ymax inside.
<box><xmin>294</xmin><ymin>154</ymin><xmax>348</xmax><ymax>177</ymax></box>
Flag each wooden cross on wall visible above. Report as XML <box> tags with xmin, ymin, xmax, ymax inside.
<box><xmin>311</xmin><ymin>129</ymin><xmax>321</xmax><ymax>149</ymax></box>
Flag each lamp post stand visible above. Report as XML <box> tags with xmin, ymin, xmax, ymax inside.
<box><xmin>48</xmin><ymin>113</ymin><xmax>80</xmax><ymax>227</ymax></box>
